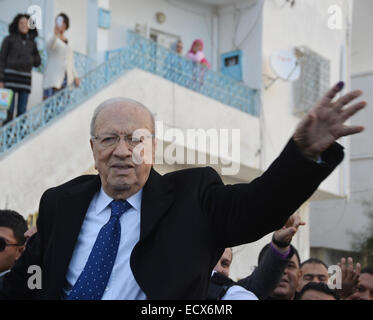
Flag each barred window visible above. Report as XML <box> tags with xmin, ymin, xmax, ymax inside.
<box><xmin>294</xmin><ymin>46</ymin><xmax>330</xmax><ymax>116</ymax></box>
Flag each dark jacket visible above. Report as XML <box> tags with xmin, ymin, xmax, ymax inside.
<box><xmin>208</xmin><ymin>245</ymin><xmax>294</xmax><ymax>300</ymax></box>
<box><xmin>0</xmin><ymin>139</ymin><xmax>343</xmax><ymax>300</ymax></box>
<box><xmin>207</xmin><ymin>272</ymin><xmax>237</xmax><ymax>300</ymax></box>
<box><xmin>0</xmin><ymin>32</ymin><xmax>41</xmax><ymax>92</ymax></box>
<box><xmin>237</xmin><ymin>245</ymin><xmax>295</xmax><ymax>300</ymax></box>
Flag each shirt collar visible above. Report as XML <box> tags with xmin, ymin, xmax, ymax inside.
<box><xmin>95</xmin><ymin>187</ymin><xmax>143</xmax><ymax>215</ymax></box>
<box><xmin>0</xmin><ymin>269</ymin><xmax>10</xmax><ymax>277</ymax></box>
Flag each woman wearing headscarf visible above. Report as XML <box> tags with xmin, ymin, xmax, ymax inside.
<box><xmin>0</xmin><ymin>14</ymin><xmax>41</xmax><ymax>124</ymax></box>
<box><xmin>186</xmin><ymin>39</ymin><xmax>211</xmax><ymax>69</ymax></box>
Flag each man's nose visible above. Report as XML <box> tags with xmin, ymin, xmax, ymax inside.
<box><xmin>112</xmin><ymin>139</ymin><xmax>132</xmax><ymax>157</ymax></box>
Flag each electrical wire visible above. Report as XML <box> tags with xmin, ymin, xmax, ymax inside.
<box><xmin>232</xmin><ymin>0</ymin><xmax>263</xmax><ymax>50</ymax></box>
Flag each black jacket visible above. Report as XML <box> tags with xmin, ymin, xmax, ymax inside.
<box><xmin>0</xmin><ymin>32</ymin><xmax>41</xmax><ymax>92</ymax></box>
<box><xmin>0</xmin><ymin>139</ymin><xmax>344</xmax><ymax>300</ymax></box>
<box><xmin>237</xmin><ymin>245</ymin><xmax>295</xmax><ymax>300</ymax></box>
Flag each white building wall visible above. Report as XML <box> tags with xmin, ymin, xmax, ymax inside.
<box><xmin>310</xmin><ymin>73</ymin><xmax>373</xmax><ymax>251</ymax></box>
<box><xmin>351</xmin><ymin>0</ymin><xmax>373</xmax><ymax>74</ymax></box>
<box><xmin>310</xmin><ymin>0</ymin><xmax>373</xmax><ymax>254</ymax></box>
<box><xmin>217</xmin><ymin>0</ymin><xmax>263</xmax><ymax>90</ymax></box>
<box><xmin>109</xmin><ymin>0</ymin><xmax>215</xmax><ymax>64</ymax></box>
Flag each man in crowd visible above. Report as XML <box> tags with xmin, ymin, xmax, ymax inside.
<box><xmin>208</xmin><ymin>215</ymin><xmax>305</xmax><ymax>300</ymax></box>
<box><xmin>260</xmin><ymin>243</ymin><xmax>302</xmax><ymax>300</ymax></box>
<box><xmin>298</xmin><ymin>282</ymin><xmax>340</xmax><ymax>300</ymax></box>
<box><xmin>0</xmin><ymin>210</ymin><xmax>27</xmax><ymax>290</ymax></box>
<box><xmin>208</xmin><ymin>247</ymin><xmax>258</xmax><ymax>300</ymax></box>
<box><xmin>236</xmin><ymin>215</ymin><xmax>304</xmax><ymax>300</ymax></box>
<box><xmin>0</xmin><ymin>82</ymin><xmax>366</xmax><ymax>299</ymax></box>
<box><xmin>297</xmin><ymin>258</ymin><xmax>329</xmax><ymax>291</ymax></box>
<box><xmin>348</xmin><ymin>267</ymin><xmax>373</xmax><ymax>300</ymax></box>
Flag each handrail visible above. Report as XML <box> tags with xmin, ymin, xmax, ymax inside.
<box><xmin>106</xmin><ymin>31</ymin><xmax>258</xmax><ymax>117</ymax></box>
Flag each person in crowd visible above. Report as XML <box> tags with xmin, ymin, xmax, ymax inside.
<box><xmin>256</xmin><ymin>243</ymin><xmax>301</xmax><ymax>300</ymax></box>
<box><xmin>334</xmin><ymin>256</ymin><xmax>361</xmax><ymax>299</ymax></box>
<box><xmin>186</xmin><ymin>39</ymin><xmax>210</xmax><ymax>68</ymax></box>
<box><xmin>175</xmin><ymin>40</ymin><xmax>183</xmax><ymax>55</ymax></box>
<box><xmin>209</xmin><ymin>214</ymin><xmax>305</xmax><ymax>300</ymax></box>
<box><xmin>297</xmin><ymin>258</ymin><xmax>329</xmax><ymax>291</ymax></box>
<box><xmin>208</xmin><ymin>247</ymin><xmax>258</xmax><ymax>300</ymax></box>
<box><xmin>298</xmin><ymin>282</ymin><xmax>340</xmax><ymax>300</ymax></box>
<box><xmin>43</xmin><ymin>13</ymin><xmax>79</xmax><ymax>100</ymax></box>
<box><xmin>0</xmin><ymin>210</ymin><xmax>28</xmax><ymax>290</ymax></box>
<box><xmin>347</xmin><ymin>267</ymin><xmax>373</xmax><ymax>300</ymax></box>
<box><xmin>0</xmin><ymin>14</ymin><xmax>41</xmax><ymax>124</ymax></box>
<box><xmin>237</xmin><ymin>215</ymin><xmax>305</xmax><ymax>300</ymax></box>
<box><xmin>0</xmin><ymin>82</ymin><xmax>366</xmax><ymax>299</ymax></box>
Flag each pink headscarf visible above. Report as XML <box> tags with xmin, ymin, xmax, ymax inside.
<box><xmin>186</xmin><ymin>39</ymin><xmax>211</xmax><ymax>68</ymax></box>
<box><xmin>188</xmin><ymin>39</ymin><xmax>204</xmax><ymax>54</ymax></box>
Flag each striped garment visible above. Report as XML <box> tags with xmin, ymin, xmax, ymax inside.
<box><xmin>3</xmin><ymin>68</ymin><xmax>31</xmax><ymax>92</ymax></box>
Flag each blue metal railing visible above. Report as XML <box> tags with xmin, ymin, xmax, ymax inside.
<box><xmin>107</xmin><ymin>31</ymin><xmax>258</xmax><ymax>116</ymax></box>
<box><xmin>0</xmin><ymin>30</ymin><xmax>259</xmax><ymax>156</ymax></box>
<box><xmin>0</xmin><ymin>20</ymin><xmax>95</xmax><ymax>77</ymax></box>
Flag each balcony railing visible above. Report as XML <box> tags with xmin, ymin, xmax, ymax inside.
<box><xmin>107</xmin><ymin>31</ymin><xmax>258</xmax><ymax>116</ymax></box>
<box><xmin>0</xmin><ymin>30</ymin><xmax>259</xmax><ymax>157</ymax></box>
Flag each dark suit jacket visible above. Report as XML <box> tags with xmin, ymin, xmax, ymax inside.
<box><xmin>0</xmin><ymin>139</ymin><xmax>344</xmax><ymax>300</ymax></box>
<box><xmin>237</xmin><ymin>245</ymin><xmax>295</xmax><ymax>300</ymax></box>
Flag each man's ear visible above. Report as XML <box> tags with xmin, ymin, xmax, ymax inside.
<box><xmin>90</xmin><ymin>139</ymin><xmax>98</xmax><ymax>170</ymax></box>
<box><xmin>15</xmin><ymin>245</ymin><xmax>25</xmax><ymax>261</ymax></box>
<box><xmin>298</xmin><ymin>269</ymin><xmax>303</xmax><ymax>279</ymax></box>
<box><xmin>152</xmin><ymin>138</ymin><xmax>157</xmax><ymax>166</ymax></box>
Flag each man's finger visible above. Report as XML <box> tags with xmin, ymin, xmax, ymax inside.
<box><xmin>340</xmin><ymin>101</ymin><xmax>366</xmax><ymax>122</ymax></box>
<box><xmin>333</xmin><ymin>90</ymin><xmax>363</xmax><ymax>111</ymax></box>
<box><xmin>347</xmin><ymin>257</ymin><xmax>354</xmax><ymax>272</ymax></box>
<box><xmin>319</xmin><ymin>82</ymin><xmax>345</xmax><ymax>106</ymax></box>
<box><xmin>284</xmin><ymin>215</ymin><xmax>295</xmax><ymax>228</ymax></box>
<box><xmin>335</xmin><ymin>125</ymin><xmax>365</xmax><ymax>138</ymax></box>
<box><xmin>356</xmin><ymin>262</ymin><xmax>361</xmax><ymax>276</ymax></box>
<box><xmin>294</xmin><ymin>220</ymin><xmax>306</xmax><ymax>229</ymax></box>
<box><xmin>340</xmin><ymin>257</ymin><xmax>346</xmax><ymax>272</ymax></box>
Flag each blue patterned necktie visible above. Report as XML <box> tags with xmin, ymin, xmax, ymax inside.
<box><xmin>67</xmin><ymin>200</ymin><xmax>131</xmax><ymax>300</ymax></box>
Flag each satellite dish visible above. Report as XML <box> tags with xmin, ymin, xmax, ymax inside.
<box><xmin>269</xmin><ymin>48</ymin><xmax>301</xmax><ymax>81</ymax></box>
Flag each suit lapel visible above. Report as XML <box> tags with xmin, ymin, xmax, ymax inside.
<box><xmin>140</xmin><ymin>168</ymin><xmax>174</xmax><ymax>242</ymax></box>
<box><xmin>53</xmin><ymin>175</ymin><xmax>101</xmax><ymax>296</ymax></box>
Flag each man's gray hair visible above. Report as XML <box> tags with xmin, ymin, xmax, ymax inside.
<box><xmin>90</xmin><ymin>97</ymin><xmax>155</xmax><ymax>137</ymax></box>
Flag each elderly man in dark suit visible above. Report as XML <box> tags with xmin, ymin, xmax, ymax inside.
<box><xmin>0</xmin><ymin>82</ymin><xmax>366</xmax><ymax>300</ymax></box>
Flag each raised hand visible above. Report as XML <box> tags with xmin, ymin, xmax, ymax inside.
<box><xmin>337</xmin><ymin>257</ymin><xmax>361</xmax><ymax>299</ymax></box>
<box><xmin>293</xmin><ymin>82</ymin><xmax>366</xmax><ymax>159</ymax></box>
<box><xmin>273</xmin><ymin>215</ymin><xmax>306</xmax><ymax>248</ymax></box>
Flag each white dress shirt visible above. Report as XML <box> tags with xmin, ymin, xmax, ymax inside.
<box><xmin>211</xmin><ymin>271</ymin><xmax>258</xmax><ymax>300</ymax></box>
<box><xmin>0</xmin><ymin>270</ymin><xmax>10</xmax><ymax>278</ymax></box>
<box><xmin>222</xmin><ymin>285</ymin><xmax>258</xmax><ymax>300</ymax></box>
<box><xmin>63</xmin><ymin>187</ymin><xmax>146</xmax><ymax>300</ymax></box>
